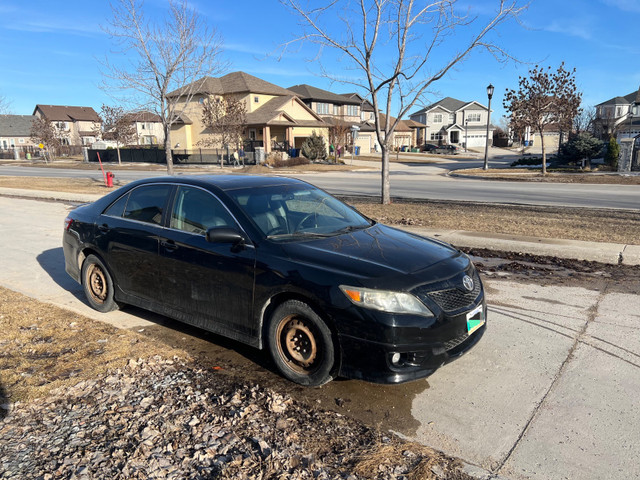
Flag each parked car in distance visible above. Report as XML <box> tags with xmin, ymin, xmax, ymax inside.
<box><xmin>421</xmin><ymin>143</ymin><xmax>438</xmax><ymax>152</ymax></box>
<box><xmin>63</xmin><ymin>175</ymin><xmax>486</xmax><ymax>386</ymax></box>
<box><xmin>434</xmin><ymin>144</ymin><xmax>459</xmax><ymax>155</ymax></box>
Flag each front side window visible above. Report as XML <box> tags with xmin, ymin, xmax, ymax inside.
<box><xmin>170</xmin><ymin>186</ymin><xmax>235</xmax><ymax>235</ymax></box>
<box><xmin>433</xmin><ymin>113</ymin><xmax>443</xmax><ymax>123</ymax></box>
<box><xmin>123</xmin><ymin>184</ymin><xmax>172</xmax><ymax>225</ymax></box>
<box><xmin>467</xmin><ymin>113</ymin><xmax>481</xmax><ymax>122</ymax></box>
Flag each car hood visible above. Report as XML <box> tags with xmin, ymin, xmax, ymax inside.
<box><xmin>280</xmin><ymin>224</ymin><xmax>465</xmax><ymax>283</ymax></box>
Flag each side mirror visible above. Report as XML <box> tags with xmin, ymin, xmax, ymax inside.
<box><xmin>205</xmin><ymin>227</ymin><xmax>246</xmax><ymax>246</ymax></box>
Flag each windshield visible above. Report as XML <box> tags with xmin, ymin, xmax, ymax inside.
<box><xmin>227</xmin><ymin>183</ymin><xmax>372</xmax><ymax>239</ymax></box>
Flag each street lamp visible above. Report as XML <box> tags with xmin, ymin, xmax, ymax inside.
<box><xmin>483</xmin><ymin>83</ymin><xmax>494</xmax><ymax>170</ymax></box>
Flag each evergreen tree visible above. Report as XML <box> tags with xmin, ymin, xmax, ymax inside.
<box><xmin>604</xmin><ymin>136</ymin><xmax>620</xmax><ymax>170</ymax></box>
<box><xmin>301</xmin><ymin>131</ymin><xmax>327</xmax><ymax>161</ymax></box>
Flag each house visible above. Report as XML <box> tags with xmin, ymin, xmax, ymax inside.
<box><xmin>0</xmin><ymin>115</ymin><xmax>36</xmax><ymax>151</ymax></box>
<box><xmin>595</xmin><ymin>87</ymin><xmax>640</xmax><ymax>140</ymax></box>
<box><xmin>167</xmin><ymin>72</ymin><xmax>329</xmax><ymax>153</ymax></box>
<box><xmin>409</xmin><ymin>97</ymin><xmax>492</xmax><ymax>148</ymax></box>
<box><xmin>123</xmin><ymin>111</ymin><xmax>164</xmax><ymax>145</ymax></box>
<box><xmin>33</xmin><ymin>105</ymin><xmax>101</xmax><ymax>146</ymax></box>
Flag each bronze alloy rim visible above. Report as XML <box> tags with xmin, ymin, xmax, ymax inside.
<box><xmin>276</xmin><ymin>315</ymin><xmax>319</xmax><ymax>375</ymax></box>
<box><xmin>86</xmin><ymin>263</ymin><xmax>108</xmax><ymax>305</ymax></box>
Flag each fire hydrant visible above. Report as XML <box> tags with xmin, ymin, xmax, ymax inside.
<box><xmin>106</xmin><ymin>171</ymin><xmax>114</xmax><ymax>188</ymax></box>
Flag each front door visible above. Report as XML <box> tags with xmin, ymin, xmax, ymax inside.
<box><xmin>450</xmin><ymin>131</ymin><xmax>459</xmax><ymax>144</ymax></box>
<box><xmin>158</xmin><ymin>185</ymin><xmax>256</xmax><ymax>339</ymax></box>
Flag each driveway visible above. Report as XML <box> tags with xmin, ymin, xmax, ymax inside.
<box><xmin>1</xmin><ymin>196</ymin><xmax>639</xmax><ymax>479</ymax></box>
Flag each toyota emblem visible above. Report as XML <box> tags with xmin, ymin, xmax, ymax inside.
<box><xmin>462</xmin><ymin>275</ymin><xmax>474</xmax><ymax>292</ymax></box>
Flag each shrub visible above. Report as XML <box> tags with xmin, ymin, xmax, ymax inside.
<box><xmin>301</xmin><ymin>131</ymin><xmax>327</xmax><ymax>161</ymax></box>
<box><xmin>604</xmin><ymin>137</ymin><xmax>620</xmax><ymax>170</ymax></box>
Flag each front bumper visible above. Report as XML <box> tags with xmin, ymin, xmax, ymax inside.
<box><xmin>336</xmin><ymin>301</ymin><xmax>487</xmax><ymax>384</ymax></box>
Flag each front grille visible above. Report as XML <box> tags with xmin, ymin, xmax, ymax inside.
<box><xmin>414</xmin><ymin>270</ymin><xmax>482</xmax><ymax>314</ymax></box>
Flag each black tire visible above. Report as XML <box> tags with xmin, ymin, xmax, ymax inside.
<box><xmin>81</xmin><ymin>254</ymin><xmax>119</xmax><ymax>313</ymax></box>
<box><xmin>267</xmin><ymin>300</ymin><xmax>336</xmax><ymax>386</ymax></box>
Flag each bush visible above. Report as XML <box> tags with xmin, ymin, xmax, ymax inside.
<box><xmin>511</xmin><ymin>157</ymin><xmax>544</xmax><ymax>167</ymax></box>
<box><xmin>604</xmin><ymin>137</ymin><xmax>620</xmax><ymax>170</ymax></box>
<box><xmin>266</xmin><ymin>153</ymin><xmax>311</xmax><ymax>168</ymax></box>
<box><xmin>301</xmin><ymin>131</ymin><xmax>327</xmax><ymax>161</ymax></box>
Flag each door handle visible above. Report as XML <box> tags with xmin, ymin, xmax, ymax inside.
<box><xmin>161</xmin><ymin>240</ymin><xmax>178</xmax><ymax>251</ymax></box>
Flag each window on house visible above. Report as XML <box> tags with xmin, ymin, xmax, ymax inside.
<box><xmin>616</xmin><ymin>107</ymin><xmax>624</xmax><ymax>117</ymax></box>
<box><xmin>334</xmin><ymin>105</ymin><xmax>340</xmax><ymax>115</ymax></box>
<box><xmin>467</xmin><ymin>113</ymin><xmax>481</xmax><ymax>122</ymax></box>
<box><xmin>430</xmin><ymin>132</ymin><xmax>442</xmax><ymax>141</ymax></box>
<box><xmin>198</xmin><ymin>97</ymin><xmax>205</xmax><ymax>104</ymax></box>
<box><xmin>19</xmin><ymin>138</ymin><xmax>25</xmax><ymax>144</ymax></box>
<box><xmin>449</xmin><ymin>113</ymin><xmax>455</xmax><ymax>123</ymax></box>
<box><xmin>433</xmin><ymin>113</ymin><xmax>443</xmax><ymax>123</ymax></box>
<box><xmin>254</xmin><ymin>96</ymin><xmax>259</xmax><ymax>103</ymax></box>
<box><xmin>317</xmin><ymin>103</ymin><xmax>331</xmax><ymax>115</ymax></box>
<box><xmin>347</xmin><ymin>105</ymin><xmax>359</xmax><ymax>117</ymax></box>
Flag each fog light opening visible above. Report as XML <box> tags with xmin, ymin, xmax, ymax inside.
<box><xmin>390</xmin><ymin>352</ymin><xmax>402</xmax><ymax>366</ymax></box>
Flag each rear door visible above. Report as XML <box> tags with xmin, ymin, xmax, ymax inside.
<box><xmin>158</xmin><ymin>185</ymin><xmax>256</xmax><ymax>340</ymax></box>
<box><xmin>95</xmin><ymin>183</ymin><xmax>172</xmax><ymax>303</ymax></box>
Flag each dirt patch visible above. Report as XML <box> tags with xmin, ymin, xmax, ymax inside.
<box><xmin>454</xmin><ymin>168</ymin><xmax>640</xmax><ymax>184</ymax></box>
<box><xmin>0</xmin><ymin>287</ymin><xmax>188</xmax><ymax>403</ymax></box>
<box><xmin>351</xmin><ymin>198</ymin><xmax>640</xmax><ymax>245</ymax></box>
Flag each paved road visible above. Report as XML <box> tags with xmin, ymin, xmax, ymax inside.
<box><xmin>1</xmin><ymin>196</ymin><xmax>639</xmax><ymax>480</ymax></box>
<box><xmin>2</xmin><ymin>162</ymin><xmax>639</xmax><ymax>210</ymax></box>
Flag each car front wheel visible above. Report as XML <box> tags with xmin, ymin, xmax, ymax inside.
<box><xmin>268</xmin><ymin>300</ymin><xmax>336</xmax><ymax>386</ymax></box>
<box><xmin>82</xmin><ymin>254</ymin><xmax>119</xmax><ymax>313</ymax></box>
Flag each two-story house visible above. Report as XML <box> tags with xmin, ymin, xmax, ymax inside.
<box><xmin>409</xmin><ymin>97</ymin><xmax>492</xmax><ymax>148</ymax></box>
<box><xmin>123</xmin><ymin>111</ymin><xmax>165</xmax><ymax>145</ymax></box>
<box><xmin>0</xmin><ymin>115</ymin><xmax>36</xmax><ymax>153</ymax></box>
<box><xmin>595</xmin><ymin>87</ymin><xmax>640</xmax><ymax>140</ymax></box>
<box><xmin>33</xmin><ymin>105</ymin><xmax>101</xmax><ymax>146</ymax></box>
<box><xmin>167</xmin><ymin>72</ymin><xmax>328</xmax><ymax>153</ymax></box>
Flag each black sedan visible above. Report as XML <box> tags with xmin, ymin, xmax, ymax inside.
<box><xmin>63</xmin><ymin>175</ymin><xmax>486</xmax><ymax>386</ymax></box>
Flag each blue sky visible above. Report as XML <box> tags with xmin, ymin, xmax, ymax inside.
<box><xmin>1</xmin><ymin>0</ymin><xmax>638</xmax><ymax>122</ymax></box>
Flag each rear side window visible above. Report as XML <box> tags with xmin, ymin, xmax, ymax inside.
<box><xmin>103</xmin><ymin>194</ymin><xmax>129</xmax><ymax>217</ymax></box>
<box><xmin>123</xmin><ymin>184</ymin><xmax>172</xmax><ymax>225</ymax></box>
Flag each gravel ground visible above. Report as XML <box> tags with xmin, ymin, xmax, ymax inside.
<box><xmin>0</xmin><ymin>357</ymin><xmax>472</xmax><ymax>480</ymax></box>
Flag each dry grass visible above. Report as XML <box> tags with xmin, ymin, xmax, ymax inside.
<box><xmin>354</xmin><ymin>200</ymin><xmax>640</xmax><ymax>245</ymax></box>
<box><xmin>455</xmin><ymin>168</ymin><xmax>640</xmax><ymax>184</ymax></box>
<box><xmin>0</xmin><ymin>287</ymin><xmax>189</xmax><ymax>403</ymax></box>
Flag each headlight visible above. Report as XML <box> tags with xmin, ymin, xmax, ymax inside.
<box><xmin>339</xmin><ymin>286</ymin><xmax>434</xmax><ymax>316</ymax></box>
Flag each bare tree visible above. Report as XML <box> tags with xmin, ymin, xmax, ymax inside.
<box><xmin>199</xmin><ymin>96</ymin><xmax>247</xmax><ymax>166</ymax></box>
<box><xmin>573</xmin><ymin>105</ymin><xmax>596</xmax><ymax>134</ymax></box>
<box><xmin>503</xmin><ymin>63</ymin><xmax>582</xmax><ymax>174</ymax></box>
<box><xmin>328</xmin><ymin>121</ymin><xmax>350</xmax><ymax>162</ymax></box>
<box><xmin>282</xmin><ymin>0</ymin><xmax>526</xmax><ymax>204</ymax></box>
<box><xmin>101</xmin><ymin>0</ymin><xmax>226</xmax><ymax>174</ymax></box>
<box><xmin>30</xmin><ymin>117</ymin><xmax>63</xmax><ymax>162</ymax></box>
<box><xmin>0</xmin><ymin>94</ymin><xmax>11</xmax><ymax>114</ymax></box>
<box><xmin>96</xmin><ymin>105</ymin><xmax>139</xmax><ymax>164</ymax></box>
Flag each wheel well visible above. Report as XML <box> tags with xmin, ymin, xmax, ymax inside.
<box><xmin>77</xmin><ymin>248</ymin><xmax>103</xmax><ymax>284</ymax></box>
<box><xmin>259</xmin><ymin>292</ymin><xmax>340</xmax><ymax>353</ymax></box>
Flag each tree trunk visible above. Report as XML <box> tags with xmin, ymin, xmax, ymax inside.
<box><xmin>164</xmin><ymin>124</ymin><xmax>174</xmax><ymax>175</ymax></box>
<box><xmin>116</xmin><ymin>145</ymin><xmax>122</xmax><ymax>165</ymax></box>
<box><xmin>539</xmin><ymin>130</ymin><xmax>547</xmax><ymax>175</ymax></box>
<box><xmin>381</xmin><ymin>145</ymin><xmax>391</xmax><ymax>204</ymax></box>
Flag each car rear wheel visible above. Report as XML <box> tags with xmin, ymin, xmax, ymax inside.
<box><xmin>82</xmin><ymin>254</ymin><xmax>119</xmax><ymax>313</ymax></box>
<box><xmin>268</xmin><ymin>300</ymin><xmax>336</xmax><ymax>386</ymax></box>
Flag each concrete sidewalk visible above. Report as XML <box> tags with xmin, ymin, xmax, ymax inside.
<box><xmin>2</xmin><ymin>187</ymin><xmax>639</xmax><ymax>266</ymax></box>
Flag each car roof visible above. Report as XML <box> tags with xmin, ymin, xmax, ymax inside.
<box><xmin>135</xmin><ymin>174</ymin><xmax>309</xmax><ymax>192</ymax></box>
